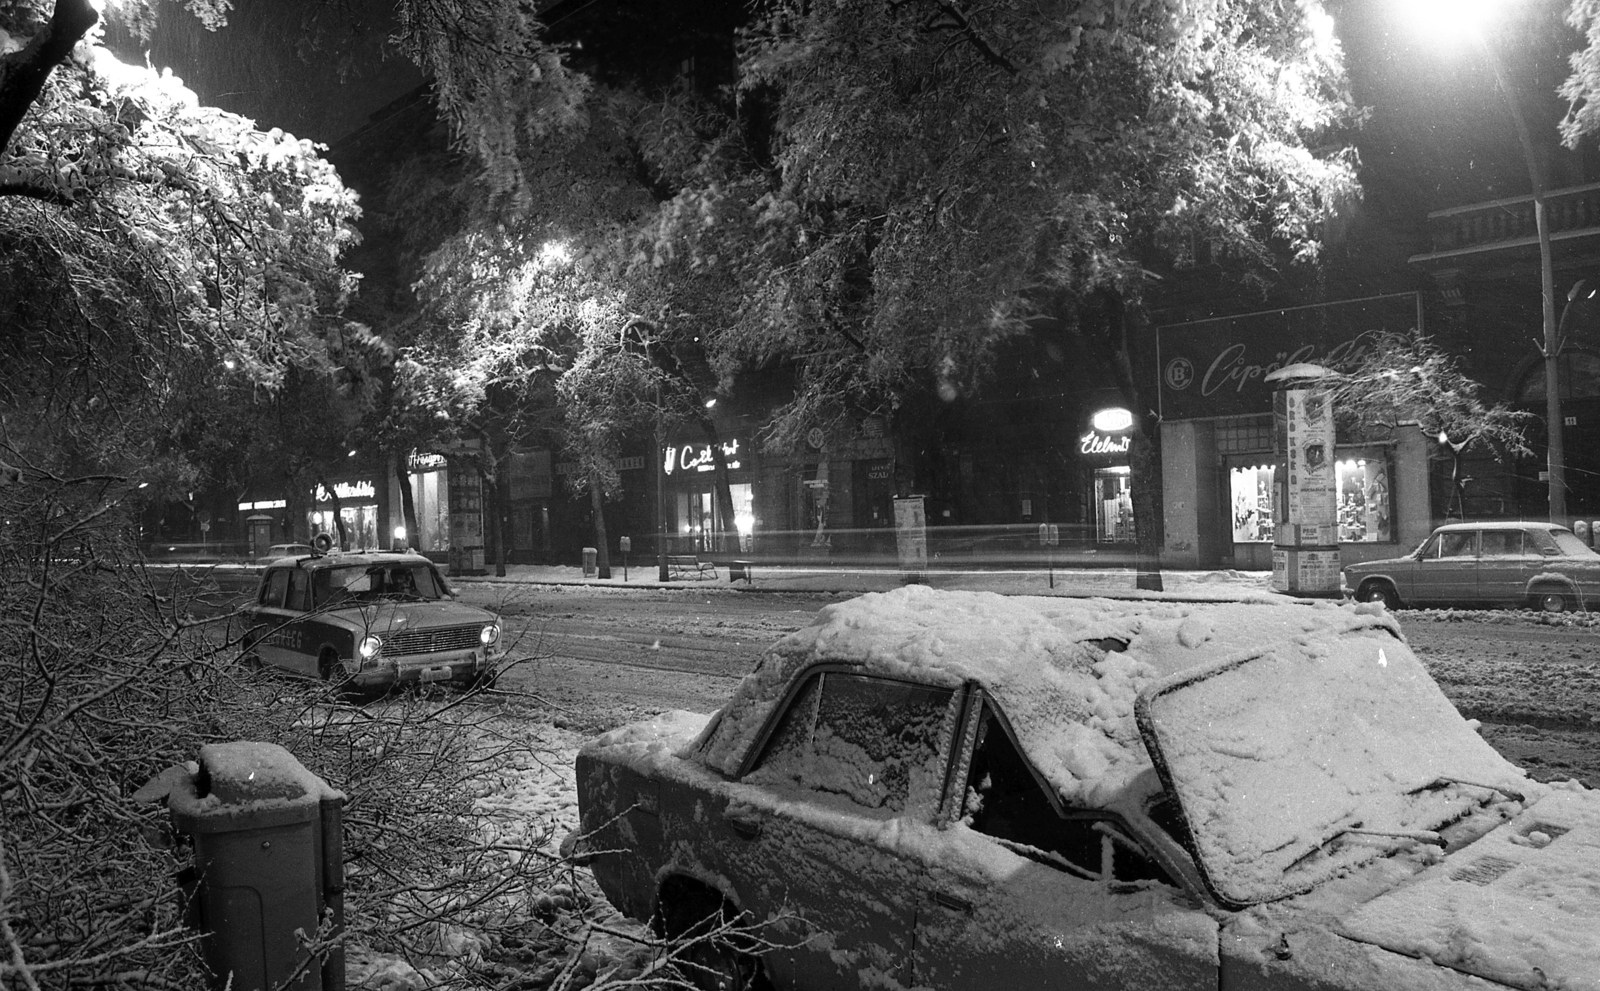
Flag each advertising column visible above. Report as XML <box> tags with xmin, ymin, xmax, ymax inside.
<box><xmin>1268</xmin><ymin>364</ymin><xmax>1340</xmax><ymax>596</ymax></box>
<box><xmin>893</xmin><ymin>496</ymin><xmax>927</xmax><ymax>584</ymax></box>
<box><xmin>447</xmin><ymin>461</ymin><xmax>486</xmax><ymax>575</ymax></box>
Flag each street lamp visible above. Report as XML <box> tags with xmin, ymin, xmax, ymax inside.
<box><xmin>1396</xmin><ymin>0</ymin><xmax>1566</xmax><ymax>521</ymax></box>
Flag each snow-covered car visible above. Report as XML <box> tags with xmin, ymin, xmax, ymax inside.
<box><xmin>240</xmin><ymin>550</ymin><xmax>502</xmax><ymax>688</ymax></box>
<box><xmin>263</xmin><ymin>542</ymin><xmax>314</xmax><ymax>559</ymax></box>
<box><xmin>1342</xmin><ymin>521</ymin><xmax>1600</xmax><ymax>612</ymax></box>
<box><xmin>571</xmin><ymin>586</ymin><xmax>1598</xmax><ymax>991</ymax></box>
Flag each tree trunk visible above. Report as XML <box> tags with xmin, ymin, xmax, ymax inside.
<box><xmin>699</xmin><ymin>417</ymin><xmax>739</xmax><ymax>553</ymax></box>
<box><xmin>394</xmin><ymin>454</ymin><xmax>421</xmax><ymax>551</ymax></box>
<box><xmin>0</xmin><ymin>0</ymin><xmax>99</xmax><ymax>160</ymax></box>
<box><xmin>317</xmin><ymin>474</ymin><xmax>348</xmax><ymax>548</ymax></box>
<box><xmin>494</xmin><ymin>459</ymin><xmax>512</xmax><ymax>576</ymax></box>
<box><xmin>1096</xmin><ymin>291</ymin><xmax>1164</xmax><ymax>591</ymax></box>
<box><xmin>588</xmin><ymin>471</ymin><xmax>611</xmax><ymax>579</ymax></box>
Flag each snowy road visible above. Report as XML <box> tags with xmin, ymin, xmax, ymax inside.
<box><xmin>454</xmin><ymin>583</ymin><xmax>1600</xmax><ymax>786</ymax></box>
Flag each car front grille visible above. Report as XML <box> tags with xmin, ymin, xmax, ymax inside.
<box><xmin>381</xmin><ymin>624</ymin><xmax>482</xmax><ymax>657</ymax></box>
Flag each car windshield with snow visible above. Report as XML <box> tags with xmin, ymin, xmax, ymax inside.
<box><xmin>241</xmin><ymin>550</ymin><xmax>502</xmax><ymax>689</ymax></box>
<box><xmin>572</xmin><ymin>586</ymin><xmax>1598</xmax><ymax>991</ymax></box>
<box><xmin>1343</xmin><ymin>521</ymin><xmax>1600</xmax><ymax>612</ymax></box>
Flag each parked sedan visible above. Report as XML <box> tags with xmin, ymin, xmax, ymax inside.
<box><xmin>572</xmin><ymin>587</ymin><xmax>1599</xmax><ymax>991</ymax></box>
<box><xmin>1343</xmin><ymin>521</ymin><xmax>1600</xmax><ymax>612</ymax></box>
<box><xmin>240</xmin><ymin>550</ymin><xmax>502</xmax><ymax>688</ymax></box>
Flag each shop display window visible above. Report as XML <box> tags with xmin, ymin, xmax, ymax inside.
<box><xmin>1229</xmin><ymin>456</ymin><xmax>1392</xmax><ymax>544</ymax></box>
<box><xmin>1335</xmin><ymin>458</ymin><xmax>1391</xmax><ymax>543</ymax></box>
<box><xmin>1230</xmin><ymin>465</ymin><xmax>1276</xmax><ymax>544</ymax></box>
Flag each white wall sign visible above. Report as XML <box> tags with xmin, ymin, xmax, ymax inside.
<box><xmin>663</xmin><ymin>439</ymin><xmax>742</xmax><ymax>475</ymax></box>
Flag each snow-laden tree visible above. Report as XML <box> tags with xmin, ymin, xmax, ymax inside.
<box><xmin>641</xmin><ymin>0</ymin><xmax>1359</xmax><ymax>586</ymax></box>
<box><xmin>1330</xmin><ymin>330</ymin><xmax>1531</xmax><ymax>520</ymax></box>
<box><xmin>1</xmin><ymin>1</ymin><xmax>366</xmax><ymax>489</ymax></box>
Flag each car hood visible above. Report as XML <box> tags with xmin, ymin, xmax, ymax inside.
<box><xmin>1135</xmin><ymin>629</ymin><xmax>1530</xmax><ymax>908</ymax></box>
<box><xmin>339</xmin><ymin>600</ymin><xmax>497</xmax><ymax>633</ymax></box>
<box><xmin>1341</xmin><ymin>554</ymin><xmax>1414</xmax><ymax>574</ymax></box>
<box><xmin>1334</xmin><ymin>785</ymin><xmax>1600</xmax><ymax>991</ymax></box>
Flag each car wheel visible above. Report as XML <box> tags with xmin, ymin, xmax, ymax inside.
<box><xmin>240</xmin><ymin>652</ymin><xmax>263</xmax><ymax>671</ymax></box>
<box><xmin>1357</xmin><ymin>580</ymin><xmax>1401</xmax><ymax>611</ymax></box>
<box><xmin>656</xmin><ymin>878</ymin><xmax>770</xmax><ymax>991</ymax></box>
<box><xmin>1534</xmin><ymin>588</ymin><xmax>1573</xmax><ymax>613</ymax></box>
<box><xmin>318</xmin><ymin>649</ymin><xmax>344</xmax><ymax>683</ymax></box>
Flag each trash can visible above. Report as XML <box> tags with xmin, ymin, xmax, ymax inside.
<box><xmin>582</xmin><ymin>546</ymin><xmax>597</xmax><ymax>577</ymax></box>
<box><xmin>163</xmin><ymin>743</ymin><xmax>345</xmax><ymax>991</ymax></box>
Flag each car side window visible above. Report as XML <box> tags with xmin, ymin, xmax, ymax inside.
<box><xmin>1526</xmin><ymin>528</ymin><xmax>1561</xmax><ymax>555</ymax></box>
<box><xmin>745</xmin><ymin>671</ymin><xmax>956</xmax><ymax>815</ymax></box>
<box><xmin>962</xmin><ymin>707</ymin><xmax>1174</xmax><ymax>887</ymax></box>
<box><xmin>1437</xmin><ymin>532</ymin><xmax>1476</xmax><ymax>558</ymax></box>
<box><xmin>286</xmin><ymin>569</ymin><xmax>312</xmax><ymax>611</ymax></box>
<box><xmin>1480</xmin><ymin>531</ymin><xmax>1523</xmax><ymax>558</ymax></box>
<box><xmin>259</xmin><ymin>569</ymin><xmax>290</xmax><ymax>608</ymax></box>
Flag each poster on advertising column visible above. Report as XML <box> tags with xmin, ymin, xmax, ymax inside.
<box><xmin>1270</xmin><ymin>366</ymin><xmax>1340</xmax><ymax>595</ymax></box>
<box><xmin>1278</xmin><ymin>387</ymin><xmax>1338</xmax><ymax>546</ymax></box>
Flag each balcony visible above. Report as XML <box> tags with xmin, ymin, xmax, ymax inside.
<box><xmin>1410</xmin><ymin>182</ymin><xmax>1600</xmax><ymax>278</ymax></box>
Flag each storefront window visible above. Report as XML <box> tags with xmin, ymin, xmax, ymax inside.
<box><xmin>1230</xmin><ymin>465</ymin><xmax>1276</xmax><ymax>543</ymax></box>
<box><xmin>1335</xmin><ymin>458</ymin><xmax>1391</xmax><ymax>543</ymax></box>
<box><xmin>1230</xmin><ymin>457</ymin><xmax>1391</xmax><ymax>544</ymax></box>
<box><xmin>1093</xmin><ymin>467</ymin><xmax>1136</xmax><ymax>543</ymax></box>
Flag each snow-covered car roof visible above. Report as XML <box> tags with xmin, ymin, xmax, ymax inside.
<box><xmin>693</xmin><ymin>586</ymin><xmax>1405</xmax><ymax>811</ymax></box>
<box><xmin>1430</xmin><ymin>521</ymin><xmax>1573</xmax><ymax>533</ymax></box>
<box><xmin>267</xmin><ymin>551</ymin><xmax>439</xmax><ymax>570</ymax></box>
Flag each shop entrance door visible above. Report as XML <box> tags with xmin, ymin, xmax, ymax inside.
<box><xmin>1092</xmin><ymin>467</ymin><xmax>1136</xmax><ymax>544</ymax></box>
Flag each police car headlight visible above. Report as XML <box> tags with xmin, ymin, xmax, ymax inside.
<box><xmin>480</xmin><ymin>624</ymin><xmax>500</xmax><ymax>646</ymax></box>
<box><xmin>358</xmin><ymin>636</ymin><xmax>383</xmax><ymax>660</ymax></box>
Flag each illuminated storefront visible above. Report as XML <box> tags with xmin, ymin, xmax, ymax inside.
<box><xmin>1157</xmin><ymin>293</ymin><xmax>1432</xmax><ymax>569</ymax></box>
<box><xmin>663</xmin><ymin>437</ymin><xmax>755</xmax><ymax>552</ymax></box>
<box><xmin>309</xmin><ymin>478</ymin><xmax>381</xmax><ymax>551</ymax></box>
<box><xmin>1081</xmin><ymin>409</ymin><xmax>1136</xmax><ymax>544</ymax></box>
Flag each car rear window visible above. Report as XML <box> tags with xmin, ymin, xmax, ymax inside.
<box><xmin>1550</xmin><ymin>530</ymin><xmax>1596</xmax><ymax>556</ymax></box>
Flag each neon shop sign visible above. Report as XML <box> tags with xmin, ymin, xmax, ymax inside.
<box><xmin>663</xmin><ymin>439</ymin><xmax>742</xmax><ymax>475</ymax></box>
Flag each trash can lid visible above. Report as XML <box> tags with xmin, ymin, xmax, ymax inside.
<box><xmin>170</xmin><ymin>742</ymin><xmax>344</xmax><ymax>833</ymax></box>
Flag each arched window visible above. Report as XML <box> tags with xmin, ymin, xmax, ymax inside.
<box><xmin>1515</xmin><ymin>349</ymin><xmax>1600</xmax><ymax>401</ymax></box>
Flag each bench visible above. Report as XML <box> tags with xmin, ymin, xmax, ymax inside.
<box><xmin>667</xmin><ymin>554</ymin><xmax>717</xmax><ymax>580</ymax></box>
<box><xmin>726</xmin><ymin>560</ymin><xmax>754</xmax><ymax>584</ymax></box>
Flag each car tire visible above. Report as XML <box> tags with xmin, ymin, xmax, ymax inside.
<box><xmin>241</xmin><ymin>652</ymin><xmax>263</xmax><ymax>671</ymax></box>
<box><xmin>1533</xmin><ymin>588</ymin><xmax>1574</xmax><ymax>613</ymax></box>
<box><xmin>1357</xmin><ymin>580</ymin><xmax>1401</xmax><ymax>611</ymax></box>
<box><xmin>656</xmin><ymin>878</ymin><xmax>770</xmax><ymax>991</ymax></box>
<box><xmin>318</xmin><ymin>649</ymin><xmax>344</xmax><ymax>683</ymax></box>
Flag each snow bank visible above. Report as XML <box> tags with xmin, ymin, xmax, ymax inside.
<box><xmin>693</xmin><ymin>586</ymin><xmax>1402</xmax><ymax>811</ymax></box>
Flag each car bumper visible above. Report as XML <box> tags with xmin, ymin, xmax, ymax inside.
<box><xmin>351</xmin><ymin>648</ymin><xmax>497</xmax><ymax>687</ymax></box>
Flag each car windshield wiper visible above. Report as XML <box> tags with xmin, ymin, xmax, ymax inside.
<box><xmin>1286</xmin><ymin>820</ymin><xmax>1445</xmax><ymax>874</ymax></box>
<box><xmin>1406</xmin><ymin>776</ymin><xmax>1525</xmax><ymax>804</ymax></box>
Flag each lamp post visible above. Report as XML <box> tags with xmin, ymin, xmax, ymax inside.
<box><xmin>1396</xmin><ymin>0</ymin><xmax>1565</xmax><ymax>521</ymax></box>
<box><xmin>656</xmin><ymin>379</ymin><xmax>669</xmax><ymax>582</ymax></box>
<box><xmin>1477</xmin><ymin>41</ymin><xmax>1566</xmax><ymax>522</ymax></box>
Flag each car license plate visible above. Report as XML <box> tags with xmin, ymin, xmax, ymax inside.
<box><xmin>418</xmin><ymin>666</ymin><xmax>452</xmax><ymax>682</ymax></box>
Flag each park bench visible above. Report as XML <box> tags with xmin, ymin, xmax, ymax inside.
<box><xmin>667</xmin><ymin>554</ymin><xmax>717</xmax><ymax>580</ymax></box>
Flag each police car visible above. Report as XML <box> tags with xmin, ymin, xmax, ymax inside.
<box><xmin>241</xmin><ymin>544</ymin><xmax>503</xmax><ymax>689</ymax></box>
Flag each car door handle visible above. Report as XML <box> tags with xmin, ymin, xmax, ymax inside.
<box><xmin>722</xmin><ymin>810</ymin><xmax>763</xmax><ymax>839</ymax></box>
<box><xmin>930</xmin><ymin>890</ymin><xmax>973</xmax><ymax>914</ymax></box>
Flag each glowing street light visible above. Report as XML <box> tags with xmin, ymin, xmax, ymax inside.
<box><xmin>1393</xmin><ymin>0</ymin><xmax>1566</xmax><ymax>520</ymax></box>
